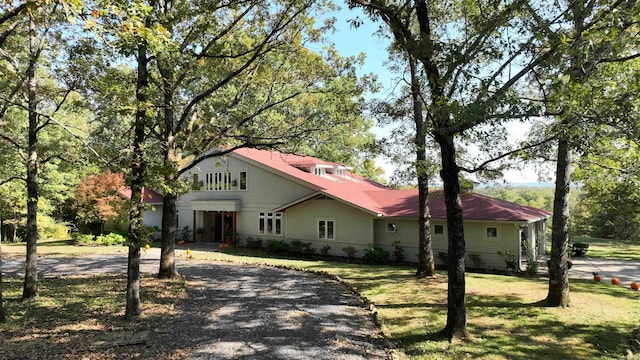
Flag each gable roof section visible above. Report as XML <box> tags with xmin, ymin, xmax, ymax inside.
<box><xmin>233</xmin><ymin>148</ymin><xmax>389</xmax><ymax>215</ymax></box>
<box><xmin>232</xmin><ymin>148</ymin><xmax>551</xmax><ymax>222</ymax></box>
<box><xmin>367</xmin><ymin>190</ymin><xmax>551</xmax><ymax>222</ymax></box>
<box><xmin>118</xmin><ymin>186</ymin><xmax>164</xmax><ymax>205</ymax></box>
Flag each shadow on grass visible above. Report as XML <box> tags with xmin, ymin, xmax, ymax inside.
<box><xmin>3</xmin><ymin>261</ymin><xmax>392</xmax><ymax>359</ymax></box>
<box><xmin>1</xmin><ymin>275</ymin><xmax>186</xmax><ymax>359</ymax></box>
<box><xmin>393</xmin><ymin>290</ymin><xmax>634</xmax><ymax>359</ymax></box>
<box><xmin>571</xmin><ymin>278</ymin><xmax>640</xmax><ymax>300</ymax></box>
<box><xmin>38</xmin><ymin>239</ymin><xmax>75</xmax><ymax>247</ymax></box>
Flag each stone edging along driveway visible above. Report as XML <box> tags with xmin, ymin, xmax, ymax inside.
<box><xmin>2</xmin><ymin>250</ymin><xmax>395</xmax><ymax>360</ymax></box>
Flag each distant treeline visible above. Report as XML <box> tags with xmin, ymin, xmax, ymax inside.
<box><xmin>476</xmin><ymin>186</ymin><xmax>562</xmax><ymax>212</ymax></box>
<box><xmin>476</xmin><ymin>186</ymin><xmax>640</xmax><ymax>242</ymax></box>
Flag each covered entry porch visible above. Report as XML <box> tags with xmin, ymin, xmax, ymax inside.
<box><xmin>190</xmin><ymin>200</ymin><xmax>240</xmax><ymax>245</ymax></box>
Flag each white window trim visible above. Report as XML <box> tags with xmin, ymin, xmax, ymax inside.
<box><xmin>317</xmin><ymin>218</ymin><xmax>335</xmax><ymax>240</ymax></box>
<box><xmin>259</xmin><ymin>212</ymin><xmax>283</xmax><ymax>236</ymax></box>
<box><xmin>485</xmin><ymin>226</ymin><xmax>499</xmax><ymax>239</ymax></box>
<box><xmin>239</xmin><ymin>171</ymin><xmax>248</xmax><ymax>191</ymax></box>
<box><xmin>205</xmin><ymin>171</ymin><xmax>232</xmax><ymax>191</ymax></box>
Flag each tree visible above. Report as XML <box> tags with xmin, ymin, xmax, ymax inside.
<box><xmin>136</xmin><ymin>0</ymin><xmax>374</xmax><ymax>279</ymax></box>
<box><xmin>75</xmin><ymin>171</ymin><xmax>126</xmax><ymax>233</ymax></box>
<box><xmin>125</xmin><ymin>36</ymin><xmax>149</xmax><ymax>318</ymax></box>
<box><xmin>521</xmin><ymin>0</ymin><xmax>640</xmax><ymax>307</ymax></box>
<box><xmin>573</xmin><ymin>138</ymin><xmax>640</xmax><ymax>241</ymax></box>
<box><xmin>0</xmin><ymin>218</ymin><xmax>4</xmax><ymax>323</ymax></box>
<box><xmin>562</xmin><ymin>54</ymin><xmax>640</xmax><ymax>241</ymax></box>
<box><xmin>348</xmin><ymin>0</ymin><xmax>582</xmax><ymax>340</ymax></box>
<box><xmin>409</xmin><ymin>55</ymin><xmax>436</xmax><ymax>278</ymax></box>
<box><xmin>23</xmin><ymin>1</ymin><xmax>40</xmax><ymax>301</ymax></box>
<box><xmin>370</xmin><ymin>51</ymin><xmax>438</xmax><ymax>276</ymax></box>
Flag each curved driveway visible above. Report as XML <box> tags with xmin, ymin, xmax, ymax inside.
<box><xmin>2</xmin><ymin>250</ymin><xmax>391</xmax><ymax>359</ymax></box>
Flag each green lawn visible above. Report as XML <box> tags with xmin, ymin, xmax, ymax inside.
<box><xmin>1</xmin><ymin>238</ymin><xmax>129</xmax><ymax>257</ymax></box>
<box><xmin>572</xmin><ymin>236</ymin><xmax>640</xmax><ymax>260</ymax></box>
<box><xmin>2</xmin><ymin>239</ymin><xmax>639</xmax><ymax>359</ymax></box>
<box><xmin>187</xmin><ymin>247</ymin><xmax>640</xmax><ymax>359</ymax></box>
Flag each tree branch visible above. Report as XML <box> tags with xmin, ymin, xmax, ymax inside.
<box><xmin>0</xmin><ymin>3</ymin><xmax>26</xmax><ymax>27</ymax></box>
<box><xmin>0</xmin><ymin>95</ymin><xmax>109</xmax><ymax>165</ymax></box>
<box><xmin>176</xmin><ymin>3</ymin><xmax>309</xmax><ymax>133</ymax></box>
<box><xmin>460</xmin><ymin>134</ymin><xmax>558</xmax><ymax>174</ymax></box>
<box><xmin>0</xmin><ymin>175</ymin><xmax>26</xmax><ymax>186</ymax></box>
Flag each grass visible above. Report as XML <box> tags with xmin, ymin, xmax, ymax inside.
<box><xmin>572</xmin><ymin>236</ymin><xmax>640</xmax><ymax>260</ymax></box>
<box><xmin>1</xmin><ymin>274</ymin><xmax>186</xmax><ymax>359</ymax></box>
<box><xmin>1</xmin><ymin>238</ymin><xmax>129</xmax><ymax>257</ymax></box>
<box><xmin>187</xmin><ymin>247</ymin><xmax>640</xmax><ymax>359</ymax></box>
<box><xmin>2</xmin><ymin>239</ymin><xmax>640</xmax><ymax>359</ymax></box>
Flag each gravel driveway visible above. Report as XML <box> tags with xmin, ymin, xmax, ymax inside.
<box><xmin>2</xmin><ymin>252</ymin><xmax>392</xmax><ymax>359</ymax></box>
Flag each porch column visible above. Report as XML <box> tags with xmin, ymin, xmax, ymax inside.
<box><xmin>192</xmin><ymin>210</ymin><xmax>196</xmax><ymax>242</ymax></box>
<box><xmin>232</xmin><ymin>212</ymin><xmax>237</xmax><ymax>245</ymax></box>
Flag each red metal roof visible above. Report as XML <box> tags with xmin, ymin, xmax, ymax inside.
<box><xmin>118</xmin><ymin>186</ymin><xmax>164</xmax><ymax>205</ymax></box>
<box><xmin>233</xmin><ymin>148</ymin><xmax>551</xmax><ymax>222</ymax></box>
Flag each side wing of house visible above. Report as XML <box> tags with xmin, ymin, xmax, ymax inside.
<box><xmin>283</xmin><ymin>196</ymin><xmax>375</xmax><ymax>256</ymax></box>
<box><xmin>373</xmin><ymin>217</ymin><xmax>548</xmax><ymax>271</ymax></box>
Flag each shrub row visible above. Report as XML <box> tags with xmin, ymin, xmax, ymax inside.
<box><xmin>241</xmin><ymin>237</ymin><xmax>402</xmax><ymax>265</ymax></box>
<box><xmin>72</xmin><ymin>232</ymin><xmax>127</xmax><ymax>246</ymax></box>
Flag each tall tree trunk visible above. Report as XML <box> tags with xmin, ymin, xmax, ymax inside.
<box><xmin>157</xmin><ymin>1</ymin><xmax>179</xmax><ymax>279</ymax></box>
<box><xmin>546</xmin><ymin>138</ymin><xmax>572</xmax><ymax>306</ymax></box>
<box><xmin>23</xmin><ymin>13</ymin><xmax>38</xmax><ymax>301</ymax></box>
<box><xmin>125</xmin><ymin>42</ymin><xmax>150</xmax><ymax>318</ymax></box>
<box><xmin>436</xmin><ymin>133</ymin><xmax>467</xmax><ymax>342</ymax></box>
<box><xmin>411</xmin><ymin>57</ymin><xmax>435</xmax><ymax>278</ymax></box>
<box><xmin>159</xmin><ymin>192</ymin><xmax>178</xmax><ymax>278</ymax></box>
<box><xmin>546</xmin><ymin>0</ymin><xmax>585</xmax><ymax>308</ymax></box>
<box><xmin>1</xmin><ymin>219</ymin><xmax>5</xmax><ymax>323</ymax></box>
<box><xmin>157</xmin><ymin>35</ymin><xmax>180</xmax><ymax>278</ymax></box>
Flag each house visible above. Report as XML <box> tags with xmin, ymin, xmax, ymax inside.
<box><xmin>176</xmin><ymin>148</ymin><xmax>551</xmax><ymax>271</ymax></box>
<box><xmin>114</xmin><ymin>186</ymin><xmax>164</xmax><ymax>238</ymax></box>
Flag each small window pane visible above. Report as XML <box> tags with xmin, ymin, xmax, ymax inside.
<box><xmin>275</xmin><ymin>218</ymin><xmax>281</xmax><ymax>235</ymax></box>
<box><xmin>239</xmin><ymin>171</ymin><xmax>247</xmax><ymax>190</ymax></box>
<box><xmin>319</xmin><ymin>220</ymin><xmax>325</xmax><ymax>239</ymax></box>
<box><xmin>434</xmin><ymin>225</ymin><xmax>444</xmax><ymax>235</ymax></box>
<box><xmin>487</xmin><ymin>227</ymin><xmax>498</xmax><ymax>238</ymax></box>
<box><xmin>327</xmin><ymin>221</ymin><xmax>334</xmax><ymax>239</ymax></box>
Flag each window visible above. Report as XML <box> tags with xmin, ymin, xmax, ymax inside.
<box><xmin>204</xmin><ymin>172</ymin><xmax>231</xmax><ymax>191</ymax></box>
<box><xmin>318</xmin><ymin>219</ymin><xmax>335</xmax><ymax>239</ymax></box>
<box><xmin>434</xmin><ymin>224</ymin><xmax>444</xmax><ymax>235</ymax></box>
<box><xmin>193</xmin><ymin>173</ymin><xmax>199</xmax><ymax>185</ymax></box>
<box><xmin>259</xmin><ymin>212</ymin><xmax>282</xmax><ymax>236</ymax></box>
<box><xmin>336</xmin><ymin>168</ymin><xmax>345</xmax><ymax>177</ymax></box>
<box><xmin>486</xmin><ymin>226</ymin><xmax>498</xmax><ymax>238</ymax></box>
<box><xmin>239</xmin><ymin>171</ymin><xmax>247</xmax><ymax>190</ymax></box>
<box><xmin>386</xmin><ymin>222</ymin><xmax>397</xmax><ymax>233</ymax></box>
<box><xmin>314</xmin><ymin>167</ymin><xmax>326</xmax><ymax>177</ymax></box>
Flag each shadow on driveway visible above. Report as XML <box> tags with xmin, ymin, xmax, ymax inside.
<box><xmin>2</xmin><ymin>252</ymin><xmax>392</xmax><ymax>359</ymax></box>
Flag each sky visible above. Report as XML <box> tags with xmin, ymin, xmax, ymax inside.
<box><xmin>315</xmin><ymin>5</ymin><xmax>544</xmax><ymax>184</ymax></box>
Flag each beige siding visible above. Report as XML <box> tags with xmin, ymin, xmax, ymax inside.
<box><xmin>178</xmin><ymin>155</ymin><xmax>315</xmax><ymax>239</ymax></box>
<box><xmin>373</xmin><ymin>219</ymin><xmax>448</xmax><ymax>263</ymax></box>
<box><xmin>179</xmin><ymin>156</ymin><xmax>312</xmax><ymax>210</ymax></box>
<box><xmin>285</xmin><ymin>198</ymin><xmax>373</xmax><ymax>256</ymax></box>
<box><xmin>373</xmin><ymin>219</ymin><xmax>524</xmax><ymax>270</ymax></box>
<box><xmin>464</xmin><ymin>221</ymin><xmax>521</xmax><ymax>270</ymax></box>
